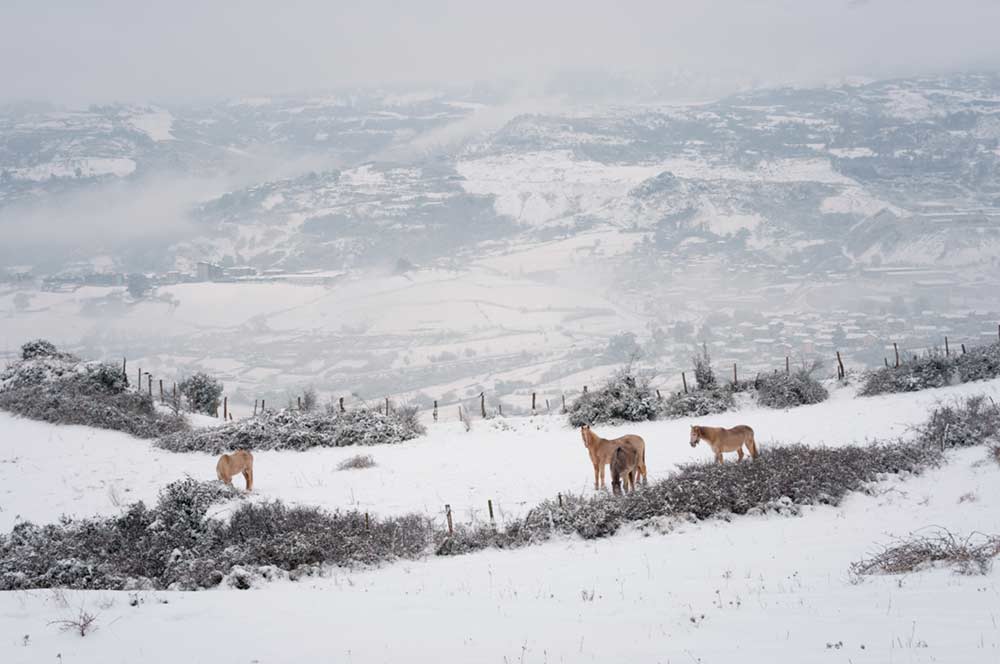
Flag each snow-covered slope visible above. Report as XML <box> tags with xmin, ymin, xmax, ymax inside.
<box><xmin>1</xmin><ymin>379</ymin><xmax>999</xmax><ymax>662</ymax></box>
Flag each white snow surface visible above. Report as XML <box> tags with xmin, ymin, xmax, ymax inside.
<box><xmin>124</xmin><ymin>108</ymin><xmax>175</xmax><ymax>141</ymax></box>
<box><xmin>1</xmin><ymin>379</ymin><xmax>999</xmax><ymax>662</ymax></box>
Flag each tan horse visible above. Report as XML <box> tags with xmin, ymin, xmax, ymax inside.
<box><xmin>217</xmin><ymin>450</ymin><xmax>254</xmax><ymax>490</ymax></box>
<box><xmin>689</xmin><ymin>425</ymin><xmax>758</xmax><ymax>464</ymax></box>
<box><xmin>610</xmin><ymin>444</ymin><xmax>640</xmax><ymax>496</ymax></box>
<box><xmin>581</xmin><ymin>425</ymin><xmax>647</xmax><ymax>490</ymax></box>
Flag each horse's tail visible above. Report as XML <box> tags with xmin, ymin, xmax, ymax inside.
<box><xmin>747</xmin><ymin>430</ymin><xmax>759</xmax><ymax>459</ymax></box>
<box><xmin>639</xmin><ymin>443</ymin><xmax>648</xmax><ymax>484</ymax></box>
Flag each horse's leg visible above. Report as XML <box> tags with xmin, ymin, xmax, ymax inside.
<box><xmin>593</xmin><ymin>462</ymin><xmax>600</xmax><ymax>490</ymax></box>
<box><xmin>737</xmin><ymin>448</ymin><xmax>744</xmax><ymax>462</ymax></box>
<box><xmin>599</xmin><ymin>461</ymin><xmax>607</xmax><ymax>489</ymax></box>
<box><xmin>715</xmin><ymin>450</ymin><xmax>723</xmax><ymax>464</ymax></box>
<box><xmin>243</xmin><ymin>468</ymin><xmax>253</xmax><ymax>491</ymax></box>
<box><xmin>639</xmin><ymin>450</ymin><xmax>648</xmax><ymax>485</ymax></box>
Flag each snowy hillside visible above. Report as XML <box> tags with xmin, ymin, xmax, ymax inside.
<box><xmin>4</xmin><ymin>73</ymin><xmax>1000</xmax><ymax>416</ymax></box>
<box><xmin>1</xmin><ymin>379</ymin><xmax>998</xmax><ymax>662</ymax></box>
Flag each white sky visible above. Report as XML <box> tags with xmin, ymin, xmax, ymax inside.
<box><xmin>2</xmin><ymin>0</ymin><xmax>999</xmax><ymax>103</ymax></box>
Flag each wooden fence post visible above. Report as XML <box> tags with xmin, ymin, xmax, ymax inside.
<box><xmin>480</xmin><ymin>392</ymin><xmax>486</xmax><ymax>418</ymax></box>
<box><xmin>532</xmin><ymin>392</ymin><xmax>536</xmax><ymax>411</ymax></box>
<box><xmin>159</xmin><ymin>379</ymin><xmax>164</xmax><ymax>401</ymax></box>
<box><xmin>339</xmin><ymin>396</ymin><xmax>345</xmax><ymax>413</ymax></box>
<box><xmin>498</xmin><ymin>402</ymin><xmax>503</xmax><ymax>417</ymax></box>
<box><xmin>945</xmin><ymin>336</ymin><xmax>950</xmax><ymax>357</ymax></box>
<box><xmin>487</xmin><ymin>499</ymin><xmax>494</xmax><ymax>522</ymax></box>
<box><xmin>583</xmin><ymin>385</ymin><xmax>588</xmax><ymax>394</ymax></box>
<box><xmin>733</xmin><ymin>363</ymin><xmax>738</xmax><ymax>384</ymax></box>
<box><xmin>961</xmin><ymin>343</ymin><xmax>967</xmax><ymax>355</ymax></box>
<box><xmin>122</xmin><ymin>357</ymin><xmax>127</xmax><ymax>383</ymax></box>
<box><xmin>681</xmin><ymin>371</ymin><xmax>688</xmax><ymax>394</ymax></box>
<box><xmin>365</xmin><ymin>513</ymin><xmax>370</xmax><ymax>531</ymax></box>
<box><xmin>836</xmin><ymin>351</ymin><xmax>845</xmax><ymax>380</ymax></box>
<box><xmin>656</xmin><ymin>389</ymin><xmax>662</xmax><ymax>400</ymax></box>
<box><xmin>561</xmin><ymin>394</ymin><xmax>566</xmax><ymax>411</ymax></box>
<box><xmin>137</xmin><ymin>367</ymin><xmax>141</xmax><ymax>392</ymax></box>
<box><xmin>558</xmin><ymin>493</ymin><xmax>563</xmax><ymax>508</ymax></box>
<box><xmin>147</xmin><ymin>374</ymin><xmax>152</xmax><ymax>397</ymax></box>
<box><xmin>253</xmin><ymin>399</ymin><xmax>258</xmax><ymax>416</ymax></box>
<box><xmin>223</xmin><ymin>396</ymin><xmax>228</xmax><ymax>421</ymax></box>
<box><xmin>433</xmin><ymin>400</ymin><xmax>438</xmax><ymax>422</ymax></box>
<box><xmin>385</xmin><ymin>396</ymin><xmax>390</xmax><ymax>415</ymax></box>
<box><xmin>884</xmin><ymin>357</ymin><xmax>889</xmax><ymax>368</ymax></box>
<box><xmin>545</xmin><ymin>398</ymin><xmax>550</xmax><ymax>412</ymax></box>
<box><xmin>297</xmin><ymin>396</ymin><xmax>302</xmax><ymax>410</ymax></box>
<box><xmin>173</xmin><ymin>383</ymin><xmax>177</xmax><ymax>411</ymax></box>
<box><xmin>261</xmin><ymin>399</ymin><xmax>265</xmax><ymax>413</ymax></box>
<box><xmin>893</xmin><ymin>342</ymin><xmax>900</xmax><ymax>368</ymax></box>
<box><xmin>785</xmin><ymin>356</ymin><xmax>790</xmax><ymax>374</ymax></box>
<box><xmin>445</xmin><ymin>504</ymin><xmax>453</xmax><ymax>535</ymax></box>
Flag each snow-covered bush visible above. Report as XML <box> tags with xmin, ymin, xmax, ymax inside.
<box><xmin>157</xmin><ymin>406</ymin><xmax>425</xmax><ymax>453</ymax></box>
<box><xmin>566</xmin><ymin>368</ymin><xmax>659</xmax><ymax>427</ymax></box>
<box><xmin>755</xmin><ymin>369</ymin><xmax>829</xmax><ymax>409</ymax></box>
<box><xmin>0</xmin><ymin>341</ymin><xmax>185</xmax><ymax>438</ymax></box>
<box><xmin>859</xmin><ymin>352</ymin><xmax>955</xmax><ymax>396</ymax></box>
<box><xmin>954</xmin><ymin>342</ymin><xmax>1000</xmax><ymax>383</ymax></box>
<box><xmin>660</xmin><ymin>387</ymin><xmax>735</xmax><ymax>418</ymax></box>
<box><xmin>437</xmin><ymin>440</ymin><xmax>943</xmax><ymax>556</ymax></box>
<box><xmin>19</xmin><ymin>339</ymin><xmax>70</xmax><ymax>361</ymax></box>
<box><xmin>850</xmin><ymin>529</ymin><xmax>1000</xmax><ymax>576</ymax></box>
<box><xmin>693</xmin><ymin>349</ymin><xmax>717</xmax><ymax>390</ymax></box>
<box><xmin>0</xmin><ymin>479</ymin><xmax>431</xmax><ymax>591</ymax></box>
<box><xmin>860</xmin><ymin>342</ymin><xmax>1000</xmax><ymax>396</ymax></box>
<box><xmin>914</xmin><ymin>396</ymin><xmax>1000</xmax><ymax>449</ymax></box>
<box><xmin>178</xmin><ymin>372</ymin><xmax>223</xmax><ymax>416</ymax></box>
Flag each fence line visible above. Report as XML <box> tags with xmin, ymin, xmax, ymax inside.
<box><xmin>114</xmin><ymin>327</ymin><xmax>1000</xmax><ymax>424</ymax></box>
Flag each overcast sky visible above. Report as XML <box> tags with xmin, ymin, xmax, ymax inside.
<box><xmin>2</xmin><ymin>0</ymin><xmax>999</xmax><ymax>104</ymax></box>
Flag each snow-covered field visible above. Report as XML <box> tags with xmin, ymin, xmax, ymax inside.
<box><xmin>1</xmin><ymin>379</ymin><xmax>999</xmax><ymax>662</ymax></box>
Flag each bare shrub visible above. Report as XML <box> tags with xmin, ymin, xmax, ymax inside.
<box><xmin>850</xmin><ymin>529</ymin><xmax>1000</xmax><ymax>576</ymax></box>
<box><xmin>914</xmin><ymin>396</ymin><xmax>1000</xmax><ymax>449</ymax></box>
<box><xmin>337</xmin><ymin>454</ymin><xmax>376</xmax><ymax>470</ymax></box>
<box><xmin>49</xmin><ymin>608</ymin><xmax>99</xmax><ymax>637</ymax></box>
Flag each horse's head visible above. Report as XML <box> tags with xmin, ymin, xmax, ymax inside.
<box><xmin>580</xmin><ymin>425</ymin><xmax>591</xmax><ymax>448</ymax></box>
<box><xmin>689</xmin><ymin>426</ymin><xmax>700</xmax><ymax>447</ymax></box>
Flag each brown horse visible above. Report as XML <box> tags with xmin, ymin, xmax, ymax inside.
<box><xmin>217</xmin><ymin>450</ymin><xmax>254</xmax><ymax>490</ymax></box>
<box><xmin>581</xmin><ymin>425</ymin><xmax>647</xmax><ymax>490</ymax></box>
<box><xmin>689</xmin><ymin>425</ymin><xmax>758</xmax><ymax>464</ymax></box>
<box><xmin>610</xmin><ymin>444</ymin><xmax>640</xmax><ymax>496</ymax></box>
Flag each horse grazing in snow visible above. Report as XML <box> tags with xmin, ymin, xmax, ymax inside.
<box><xmin>610</xmin><ymin>444</ymin><xmax>640</xmax><ymax>496</ymax></box>
<box><xmin>217</xmin><ymin>449</ymin><xmax>254</xmax><ymax>491</ymax></box>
